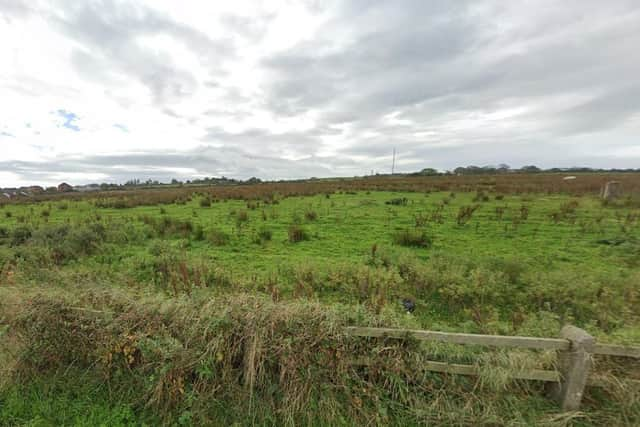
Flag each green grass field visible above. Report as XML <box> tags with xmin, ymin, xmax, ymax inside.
<box><xmin>1</xmin><ymin>185</ymin><xmax>639</xmax><ymax>425</ymax></box>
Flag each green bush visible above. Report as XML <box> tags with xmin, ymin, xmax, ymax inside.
<box><xmin>392</xmin><ymin>229</ymin><xmax>432</xmax><ymax>248</ymax></box>
<box><xmin>193</xmin><ymin>224</ymin><xmax>205</xmax><ymax>241</ymax></box>
<box><xmin>253</xmin><ymin>226</ymin><xmax>272</xmax><ymax>244</ymax></box>
<box><xmin>11</xmin><ymin>226</ymin><xmax>32</xmax><ymax>246</ymax></box>
<box><xmin>288</xmin><ymin>224</ymin><xmax>309</xmax><ymax>243</ymax></box>
<box><xmin>385</xmin><ymin>197</ymin><xmax>408</xmax><ymax>206</ymax></box>
<box><xmin>209</xmin><ymin>228</ymin><xmax>230</xmax><ymax>246</ymax></box>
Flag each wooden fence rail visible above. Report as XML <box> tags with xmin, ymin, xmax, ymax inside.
<box><xmin>344</xmin><ymin>325</ymin><xmax>640</xmax><ymax>412</ymax></box>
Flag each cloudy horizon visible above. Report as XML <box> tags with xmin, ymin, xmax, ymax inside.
<box><xmin>1</xmin><ymin>1</ymin><xmax>639</xmax><ymax>187</ymax></box>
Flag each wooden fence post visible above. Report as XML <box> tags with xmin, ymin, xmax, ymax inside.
<box><xmin>552</xmin><ymin>325</ymin><xmax>594</xmax><ymax>411</ymax></box>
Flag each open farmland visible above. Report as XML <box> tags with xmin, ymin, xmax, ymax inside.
<box><xmin>1</xmin><ymin>174</ymin><xmax>639</xmax><ymax>426</ymax></box>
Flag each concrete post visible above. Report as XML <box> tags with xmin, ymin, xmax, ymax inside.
<box><xmin>552</xmin><ymin>325</ymin><xmax>594</xmax><ymax>411</ymax></box>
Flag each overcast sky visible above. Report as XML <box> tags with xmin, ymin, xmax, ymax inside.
<box><xmin>1</xmin><ymin>0</ymin><xmax>639</xmax><ymax>186</ymax></box>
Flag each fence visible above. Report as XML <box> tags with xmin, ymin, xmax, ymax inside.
<box><xmin>345</xmin><ymin>325</ymin><xmax>640</xmax><ymax>411</ymax></box>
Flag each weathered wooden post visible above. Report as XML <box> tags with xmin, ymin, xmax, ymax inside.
<box><xmin>601</xmin><ymin>181</ymin><xmax>622</xmax><ymax>201</ymax></box>
<box><xmin>552</xmin><ymin>325</ymin><xmax>594</xmax><ymax>411</ymax></box>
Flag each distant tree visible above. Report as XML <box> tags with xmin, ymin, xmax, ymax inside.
<box><xmin>417</xmin><ymin>168</ymin><xmax>440</xmax><ymax>176</ymax></box>
<box><xmin>520</xmin><ymin>165</ymin><xmax>541</xmax><ymax>173</ymax></box>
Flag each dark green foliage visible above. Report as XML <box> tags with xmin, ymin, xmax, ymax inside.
<box><xmin>386</xmin><ymin>197</ymin><xmax>408</xmax><ymax>206</ymax></box>
<box><xmin>414</xmin><ymin>212</ymin><xmax>428</xmax><ymax>227</ymax></box>
<box><xmin>473</xmin><ymin>190</ymin><xmax>490</xmax><ymax>202</ymax></box>
<box><xmin>209</xmin><ymin>228</ymin><xmax>230</xmax><ymax>246</ymax></box>
<box><xmin>27</xmin><ymin>223</ymin><xmax>105</xmax><ymax>264</ymax></box>
<box><xmin>392</xmin><ymin>229</ymin><xmax>432</xmax><ymax>247</ymax></box>
<box><xmin>193</xmin><ymin>224</ymin><xmax>205</xmax><ymax>241</ymax></box>
<box><xmin>456</xmin><ymin>204</ymin><xmax>480</xmax><ymax>225</ymax></box>
<box><xmin>288</xmin><ymin>224</ymin><xmax>309</xmax><ymax>243</ymax></box>
<box><xmin>304</xmin><ymin>210</ymin><xmax>318</xmax><ymax>221</ymax></box>
<box><xmin>139</xmin><ymin>215</ymin><xmax>194</xmax><ymax>238</ymax></box>
<box><xmin>253</xmin><ymin>226</ymin><xmax>272</xmax><ymax>244</ymax></box>
<box><xmin>11</xmin><ymin>226</ymin><xmax>32</xmax><ymax>246</ymax></box>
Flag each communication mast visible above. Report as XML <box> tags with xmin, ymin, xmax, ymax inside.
<box><xmin>391</xmin><ymin>148</ymin><xmax>396</xmax><ymax>175</ymax></box>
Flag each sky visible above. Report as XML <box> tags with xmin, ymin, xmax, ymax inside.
<box><xmin>1</xmin><ymin>0</ymin><xmax>639</xmax><ymax>187</ymax></box>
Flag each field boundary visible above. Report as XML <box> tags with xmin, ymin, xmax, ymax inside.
<box><xmin>345</xmin><ymin>325</ymin><xmax>640</xmax><ymax>411</ymax></box>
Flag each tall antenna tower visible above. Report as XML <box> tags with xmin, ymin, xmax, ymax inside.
<box><xmin>391</xmin><ymin>148</ymin><xmax>396</xmax><ymax>175</ymax></box>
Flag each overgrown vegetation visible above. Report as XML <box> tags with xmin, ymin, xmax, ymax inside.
<box><xmin>1</xmin><ymin>174</ymin><xmax>639</xmax><ymax>425</ymax></box>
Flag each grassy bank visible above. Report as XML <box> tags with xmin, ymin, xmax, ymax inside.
<box><xmin>2</xmin><ymin>286</ymin><xmax>637</xmax><ymax>426</ymax></box>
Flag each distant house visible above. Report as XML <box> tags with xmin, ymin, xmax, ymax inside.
<box><xmin>57</xmin><ymin>182</ymin><xmax>73</xmax><ymax>192</ymax></box>
<box><xmin>2</xmin><ymin>193</ymin><xmax>11</xmax><ymax>199</ymax></box>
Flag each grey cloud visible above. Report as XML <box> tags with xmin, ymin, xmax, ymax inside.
<box><xmin>262</xmin><ymin>0</ymin><xmax>640</xmax><ymax>141</ymax></box>
<box><xmin>49</xmin><ymin>0</ymin><xmax>233</xmax><ymax>105</ymax></box>
<box><xmin>552</xmin><ymin>86</ymin><xmax>640</xmax><ymax>135</ymax></box>
<box><xmin>0</xmin><ymin>146</ymin><xmax>360</xmax><ymax>185</ymax></box>
<box><xmin>202</xmin><ymin>127</ymin><xmax>323</xmax><ymax>158</ymax></box>
<box><xmin>0</xmin><ymin>0</ymin><xmax>30</xmax><ymax>21</ymax></box>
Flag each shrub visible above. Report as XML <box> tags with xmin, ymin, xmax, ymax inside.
<box><xmin>473</xmin><ymin>190</ymin><xmax>490</xmax><ymax>202</ymax></box>
<box><xmin>112</xmin><ymin>199</ymin><xmax>128</xmax><ymax>209</ymax></box>
<box><xmin>200</xmin><ymin>197</ymin><xmax>211</xmax><ymax>208</ymax></box>
<box><xmin>414</xmin><ymin>212</ymin><xmax>428</xmax><ymax>227</ymax></box>
<box><xmin>151</xmin><ymin>216</ymin><xmax>194</xmax><ymax>237</ymax></box>
<box><xmin>253</xmin><ymin>226</ymin><xmax>273</xmax><ymax>244</ymax></box>
<box><xmin>236</xmin><ymin>210</ymin><xmax>249</xmax><ymax>223</ymax></box>
<box><xmin>11</xmin><ymin>226</ymin><xmax>32</xmax><ymax>246</ymax></box>
<box><xmin>385</xmin><ymin>197</ymin><xmax>407</xmax><ymax>206</ymax></box>
<box><xmin>258</xmin><ymin>226</ymin><xmax>272</xmax><ymax>241</ymax></box>
<box><xmin>456</xmin><ymin>204</ymin><xmax>480</xmax><ymax>225</ymax></box>
<box><xmin>209</xmin><ymin>228</ymin><xmax>230</xmax><ymax>246</ymax></box>
<box><xmin>392</xmin><ymin>229</ymin><xmax>432</xmax><ymax>248</ymax></box>
<box><xmin>235</xmin><ymin>210</ymin><xmax>249</xmax><ymax>233</ymax></box>
<box><xmin>193</xmin><ymin>224</ymin><xmax>205</xmax><ymax>241</ymax></box>
<box><xmin>27</xmin><ymin>223</ymin><xmax>104</xmax><ymax>264</ymax></box>
<box><xmin>304</xmin><ymin>210</ymin><xmax>318</xmax><ymax>221</ymax></box>
<box><xmin>288</xmin><ymin>224</ymin><xmax>309</xmax><ymax>243</ymax></box>
<box><xmin>5</xmin><ymin>211</ymin><xmax>11</xmax><ymax>218</ymax></box>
